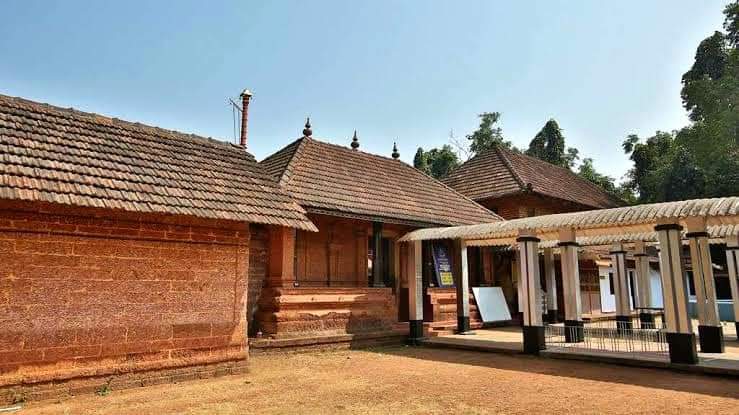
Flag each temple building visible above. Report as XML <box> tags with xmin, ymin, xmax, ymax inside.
<box><xmin>0</xmin><ymin>93</ymin><xmax>315</xmax><ymax>402</ymax></box>
<box><xmin>251</xmin><ymin>122</ymin><xmax>501</xmax><ymax>348</ymax></box>
<box><xmin>442</xmin><ymin>145</ymin><xmax>624</xmax><ymax>218</ymax></box>
<box><xmin>441</xmin><ymin>145</ymin><xmax>633</xmax><ymax>321</ymax></box>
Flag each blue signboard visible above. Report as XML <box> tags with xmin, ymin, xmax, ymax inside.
<box><xmin>431</xmin><ymin>243</ymin><xmax>455</xmax><ymax>288</ymax></box>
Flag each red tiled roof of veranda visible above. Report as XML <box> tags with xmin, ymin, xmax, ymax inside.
<box><xmin>0</xmin><ymin>93</ymin><xmax>316</xmax><ymax>231</ymax></box>
<box><xmin>260</xmin><ymin>135</ymin><xmax>502</xmax><ymax>227</ymax></box>
<box><xmin>442</xmin><ymin>145</ymin><xmax>624</xmax><ymax>210</ymax></box>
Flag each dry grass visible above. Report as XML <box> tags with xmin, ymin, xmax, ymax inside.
<box><xmin>19</xmin><ymin>346</ymin><xmax>739</xmax><ymax>414</ymax></box>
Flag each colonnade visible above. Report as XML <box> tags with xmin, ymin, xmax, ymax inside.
<box><xmin>405</xmin><ymin>220</ymin><xmax>738</xmax><ymax>364</ymax></box>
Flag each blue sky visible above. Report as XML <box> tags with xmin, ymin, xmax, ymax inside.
<box><xmin>0</xmin><ymin>1</ymin><xmax>727</xmax><ymax>180</ymax></box>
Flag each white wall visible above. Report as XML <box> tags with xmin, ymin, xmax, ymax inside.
<box><xmin>599</xmin><ymin>266</ymin><xmax>663</xmax><ymax>313</ymax></box>
<box><xmin>649</xmin><ymin>268</ymin><xmax>664</xmax><ymax>308</ymax></box>
<box><xmin>599</xmin><ymin>266</ymin><xmax>616</xmax><ymax>313</ymax></box>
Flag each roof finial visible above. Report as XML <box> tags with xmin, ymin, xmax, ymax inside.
<box><xmin>391</xmin><ymin>142</ymin><xmax>400</xmax><ymax>159</ymax></box>
<box><xmin>351</xmin><ymin>130</ymin><xmax>359</xmax><ymax>150</ymax></box>
<box><xmin>303</xmin><ymin>117</ymin><xmax>312</xmax><ymax>137</ymax></box>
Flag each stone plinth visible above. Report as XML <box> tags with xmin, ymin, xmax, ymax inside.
<box><xmin>255</xmin><ymin>287</ymin><xmax>398</xmax><ymax>339</ymax></box>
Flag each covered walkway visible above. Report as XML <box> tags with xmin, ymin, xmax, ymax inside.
<box><xmin>423</xmin><ymin>323</ymin><xmax>739</xmax><ymax>376</ymax></box>
<box><xmin>400</xmin><ymin>197</ymin><xmax>739</xmax><ymax>367</ymax></box>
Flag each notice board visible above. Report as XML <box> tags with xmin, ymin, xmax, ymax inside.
<box><xmin>431</xmin><ymin>243</ymin><xmax>455</xmax><ymax>287</ymax></box>
<box><xmin>472</xmin><ymin>287</ymin><xmax>512</xmax><ymax>322</ymax></box>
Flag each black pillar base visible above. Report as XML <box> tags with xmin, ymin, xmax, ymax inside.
<box><xmin>523</xmin><ymin>325</ymin><xmax>545</xmax><ymax>355</ymax></box>
<box><xmin>564</xmin><ymin>320</ymin><xmax>584</xmax><ymax>343</ymax></box>
<box><xmin>407</xmin><ymin>320</ymin><xmax>424</xmax><ymax>346</ymax></box>
<box><xmin>698</xmin><ymin>325</ymin><xmax>725</xmax><ymax>353</ymax></box>
<box><xmin>616</xmin><ymin>315</ymin><xmax>632</xmax><ymax>333</ymax></box>
<box><xmin>456</xmin><ymin>316</ymin><xmax>472</xmax><ymax>334</ymax></box>
<box><xmin>547</xmin><ymin>309</ymin><xmax>559</xmax><ymax>324</ymax></box>
<box><xmin>639</xmin><ymin>312</ymin><xmax>655</xmax><ymax>329</ymax></box>
<box><xmin>666</xmin><ymin>332</ymin><xmax>698</xmax><ymax>364</ymax></box>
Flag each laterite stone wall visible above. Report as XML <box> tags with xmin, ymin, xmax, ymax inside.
<box><xmin>0</xmin><ymin>203</ymin><xmax>250</xmax><ymax>402</ymax></box>
<box><xmin>247</xmin><ymin>224</ymin><xmax>268</xmax><ymax>335</ymax></box>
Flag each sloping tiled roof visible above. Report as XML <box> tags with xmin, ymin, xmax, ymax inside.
<box><xmin>260</xmin><ymin>137</ymin><xmax>502</xmax><ymax>227</ymax></box>
<box><xmin>442</xmin><ymin>145</ymin><xmax>624</xmax><ymax>209</ymax></box>
<box><xmin>0</xmin><ymin>93</ymin><xmax>317</xmax><ymax>231</ymax></box>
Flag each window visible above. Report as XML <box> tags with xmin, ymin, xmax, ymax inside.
<box><xmin>715</xmin><ymin>276</ymin><xmax>732</xmax><ymax>300</ymax></box>
<box><xmin>608</xmin><ymin>272</ymin><xmax>614</xmax><ymax>295</ymax></box>
<box><xmin>686</xmin><ymin>271</ymin><xmax>696</xmax><ymax>296</ymax></box>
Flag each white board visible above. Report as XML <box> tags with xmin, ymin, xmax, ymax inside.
<box><xmin>472</xmin><ymin>286</ymin><xmax>512</xmax><ymax>322</ymax></box>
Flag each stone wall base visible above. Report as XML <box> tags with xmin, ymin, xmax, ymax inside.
<box><xmin>250</xmin><ymin>330</ymin><xmax>406</xmax><ymax>354</ymax></box>
<box><xmin>0</xmin><ymin>359</ymin><xmax>247</xmax><ymax>405</ymax></box>
<box><xmin>255</xmin><ymin>287</ymin><xmax>398</xmax><ymax>338</ymax></box>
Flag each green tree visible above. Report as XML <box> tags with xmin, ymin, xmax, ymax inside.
<box><xmin>624</xmin><ymin>2</ymin><xmax>739</xmax><ymax>203</ymax></box>
<box><xmin>680</xmin><ymin>31</ymin><xmax>729</xmax><ymax>122</ymax></box>
<box><xmin>564</xmin><ymin>147</ymin><xmax>580</xmax><ymax>170</ymax></box>
<box><xmin>577</xmin><ymin>158</ymin><xmax>634</xmax><ymax>203</ymax></box>
<box><xmin>526</xmin><ymin>119</ymin><xmax>579</xmax><ymax>169</ymax></box>
<box><xmin>724</xmin><ymin>1</ymin><xmax>739</xmax><ymax>46</ymax></box>
<box><xmin>425</xmin><ymin>145</ymin><xmax>460</xmax><ymax>179</ymax></box>
<box><xmin>622</xmin><ymin>131</ymin><xmax>676</xmax><ymax>202</ymax></box>
<box><xmin>466</xmin><ymin>112</ymin><xmax>513</xmax><ymax>154</ymax></box>
<box><xmin>659</xmin><ymin>146</ymin><xmax>707</xmax><ymax>201</ymax></box>
<box><xmin>412</xmin><ymin>145</ymin><xmax>460</xmax><ymax>179</ymax></box>
<box><xmin>413</xmin><ymin>147</ymin><xmax>430</xmax><ymax>175</ymax></box>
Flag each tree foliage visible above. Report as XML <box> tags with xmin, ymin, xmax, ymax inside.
<box><xmin>624</xmin><ymin>2</ymin><xmax>739</xmax><ymax>202</ymax></box>
<box><xmin>525</xmin><ymin>119</ymin><xmax>579</xmax><ymax>169</ymax></box>
<box><xmin>413</xmin><ymin>147</ymin><xmax>430</xmax><ymax>175</ymax></box>
<box><xmin>466</xmin><ymin>112</ymin><xmax>513</xmax><ymax>154</ymax></box>
<box><xmin>413</xmin><ymin>145</ymin><xmax>460</xmax><ymax>179</ymax></box>
<box><xmin>577</xmin><ymin>158</ymin><xmax>635</xmax><ymax>204</ymax></box>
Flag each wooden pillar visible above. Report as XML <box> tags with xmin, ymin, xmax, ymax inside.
<box><xmin>655</xmin><ymin>223</ymin><xmax>697</xmax><ymax>364</ymax></box>
<box><xmin>559</xmin><ymin>229</ymin><xmax>583</xmax><ymax>342</ymax></box>
<box><xmin>407</xmin><ymin>240</ymin><xmax>424</xmax><ymax>344</ymax></box>
<box><xmin>611</xmin><ymin>243</ymin><xmax>632</xmax><ymax>332</ymax></box>
<box><xmin>514</xmin><ymin>249</ymin><xmax>523</xmax><ymax>324</ymax></box>
<box><xmin>393</xmin><ymin>239</ymin><xmax>401</xmax><ymax>297</ymax></box>
<box><xmin>725</xmin><ymin>234</ymin><xmax>739</xmax><ymax>337</ymax></box>
<box><xmin>686</xmin><ymin>218</ymin><xmax>723</xmax><ymax>353</ymax></box>
<box><xmin>633</xmin><ymin>241</ymin><xmax>655</xmax><ymax>327</ymax></box>
<box><xmin>517</xmin><ymin>231</ymin><xmax>545</xmax><ymax>354</ymax></box>
<box><xmin>455</xmin><ymin>239</ymin><xmax>471</xmax><ymax>333</ymax></box>
<box><xmin>543</xmin><ymin>248</ymin><xmax>558</xmax><ymax>323</ymax></box>
<box><xmin>372</xmin><ymin>222</ymin><xmax>384</xmax><ymax>287</ymax></box>
<box><xmin>268</xmin><ymin>226</ymin><xmax>296</xmax><ymax>287</ymax></box>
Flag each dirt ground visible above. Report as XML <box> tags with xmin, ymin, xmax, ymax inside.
<box><xmin>16</xmin><ymin>346</ymin><xmax>739</xmax><ymax>414</ymax></box>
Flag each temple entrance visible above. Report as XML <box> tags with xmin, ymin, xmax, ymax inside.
<box><xmin>368</xmin><ymin>236</ymin><xmax>394</xmax><ymax>288</ymax></box>
<box><xmin>580</xmin><ymin>271</ymin><xmax>602</xmax><ymax>315</ymax></box>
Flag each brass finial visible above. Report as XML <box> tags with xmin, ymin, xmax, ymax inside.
<box><xmin>351</xmin><ymin>130</ymin><xmax>359</xmax><ymax>150</ymax></box>
<box><xmin>303</xmin><ymin>117</ymin><xmax>312</xmax><ymax>137</ymax></box>
<box><xmin>392</xmin><ymin>142</ymin><xmax>400</xmax><ymax>159</ymax></box>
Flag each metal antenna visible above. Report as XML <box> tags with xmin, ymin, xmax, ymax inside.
<box><xmin>228</xmin><ymin>97</ymin><xmax>243</xmax><ymax>145</ymax></box>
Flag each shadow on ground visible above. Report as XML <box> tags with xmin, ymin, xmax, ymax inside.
<box><xmin>363</xmin><ymin>343</ymin><xmax>739</xmax><ymax>400</ymax></box>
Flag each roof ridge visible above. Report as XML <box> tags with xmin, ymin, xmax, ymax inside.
<box><xmin>278</xmin><ymin>136</ymin><xmax>310</xmax><ymax>188</ymax></box>
<box><xmin>501</xmin><ymin>145</ymin><xmax>625</xmax><ymax>205</ymax></box>
<box><xmin>0</xmin><ymin>92</ymin><xmax>317</xmax><ymax>231</ymax></box>
<box><xmin>308</xmin><ymin>137</ymin><xmax>408</xmax><ymax>164</ymax></box>
<box><xmin>262</xmin><ymin>136</ymin><xmax>502</xmax><ymax>225</ymax></box>
<box><xmin>494</xmin><ymin>145</ymin><xmax>527</xmax><ymax>191</ymax></box>
<box><xmin>0</xmin><ymin>92</ymin><xmax>244</xmax><ymax>156</ymax></box>
<box><xmin>316</xmin><ymin>138</ymin><xmax>503</xmax><ymax>221</ymax></box>
<box><xmin>421</xmin><ymin>166</ymin><xmax>504</xmax><ymax>221</ymax></box>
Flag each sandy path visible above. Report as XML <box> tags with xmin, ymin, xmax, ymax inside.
<box><xmin>18</xmin><ymin>346</ymin><xmax>739</xmax><ymax>414</ymax></box>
